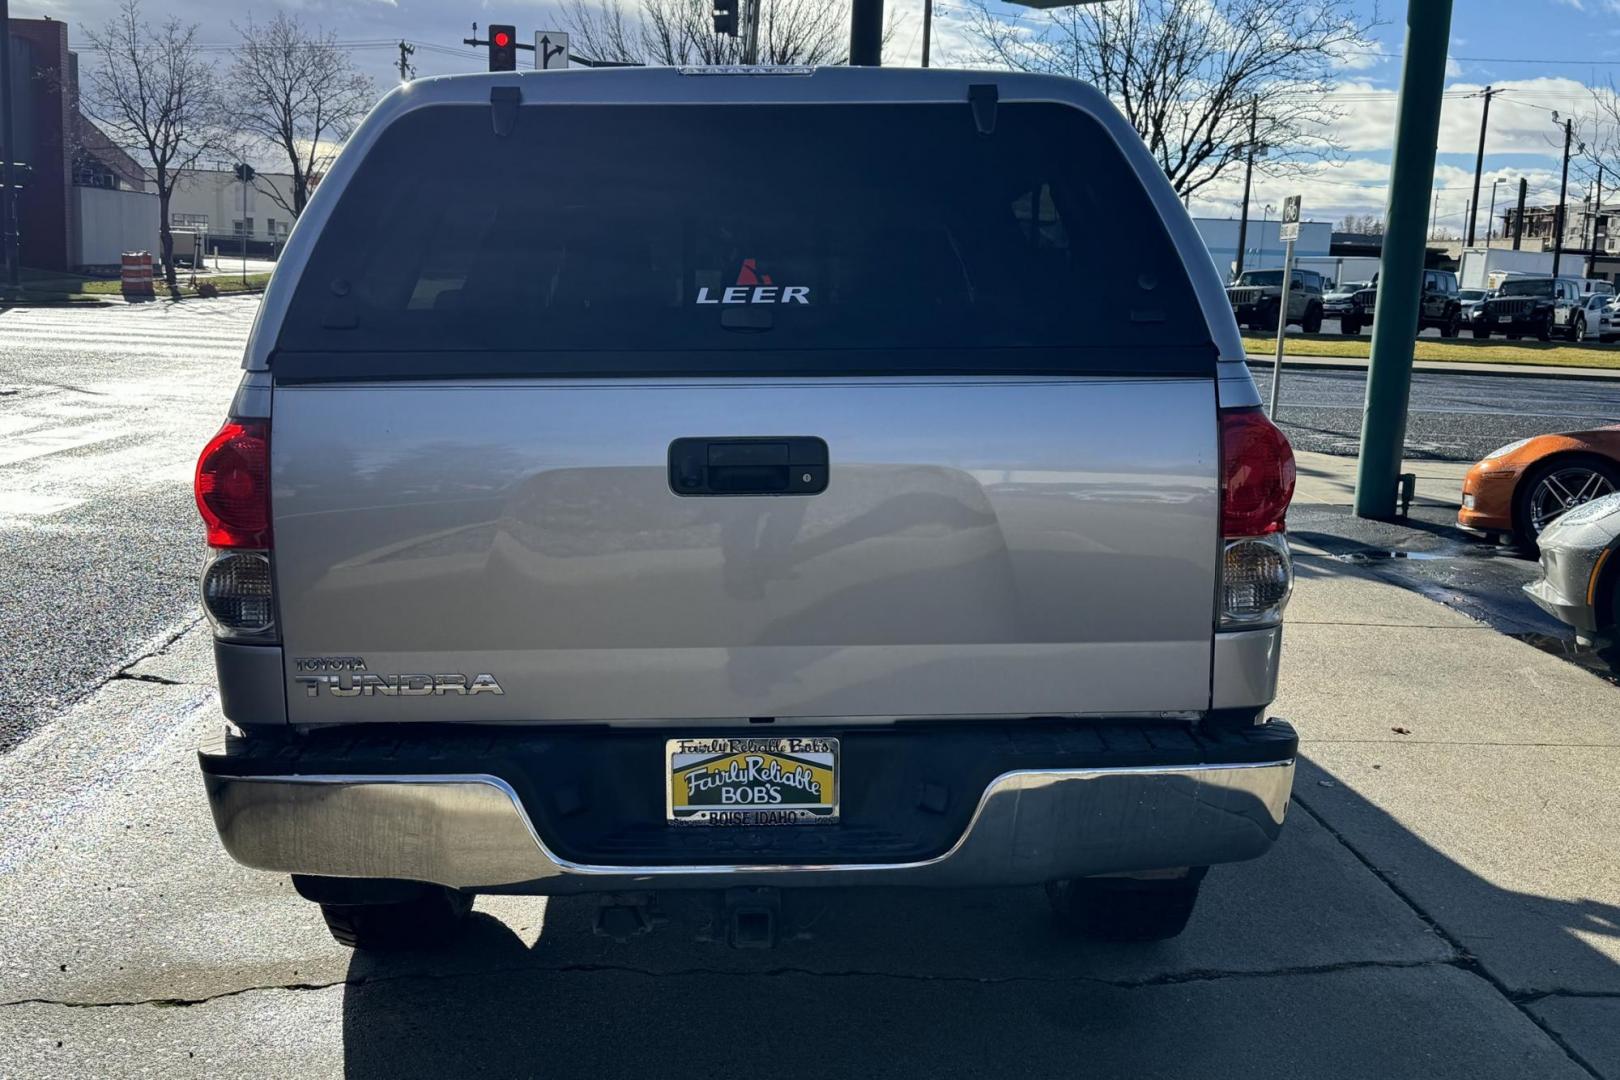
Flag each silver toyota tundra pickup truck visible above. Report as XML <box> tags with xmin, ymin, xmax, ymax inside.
<box><xmin>195</xmin><ymin>66</ymin><xmax>1299</xmax><ymax>950</ymax></box>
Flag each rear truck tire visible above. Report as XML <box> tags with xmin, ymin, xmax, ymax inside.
<box><xmin>1302</xmin><ymin>304</ymin><xmax>1323</xmax><ymax>334</ymax></box>
<box><xmin>1573</xmin><ymin>314</ymin><xmax>1588</xmax><ymax>342</ymax></box>
<box><xmin>1513</xmin><ymin>454</ymin><xmax>1620</xmax><ymax>552</ymax></box>
<box><xmin>1440</xmin><ymin>314</ymin><xmax>1459</xmax><ymax>338</ymax></box>
<box><xmin>1046</xmin><ymin>868</ymin><xmax>1207</xmax><ymax>941</ymax></box>
<box><xmin>1535</xmin><ymin>318</ymin><xmax>1552</xmax><ymax>342</ymax></box>
<box><xmin>294</xmin><ymin>877</ymin><xmax>474</xmax><ymax>950</ymax></box>
<box><xmin>1340</xmin><ymin>315</ymin><xmax>1360</xmax><ymax>336</ymax></box>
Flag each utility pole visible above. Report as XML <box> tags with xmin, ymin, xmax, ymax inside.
<box><xmin>0</xmin><ymin>0</ymin><xmax>20</xmax><ymax>300</ymax></box>
<box><xmin>1553</xmin><ymin>117</ymin><xmax>1572</xmax><ymax>278</ymax></box>
<box><xmin>921</xmin><ymin>0</ymin><xmax>933</xmax><ymax>67</ymax></box>
<box><xmin>743</xmin><ymin>0</ymin><xmax>761</xmax><ymax>64</ymax></box>
<box><xmin>850</xmin><ymin>0</ymin><xmax>883</xmax><ymax>65</ymax></box>
<box><xmin>1589</xmin><ymin>166</ymin><xmax>1605</xmax><ymax>278</ymax></box>
<box><xmin>1429</xmin><ymin>190</ymin><xmax>1439</xmax><ymax>240</ymax></box>
<box><xmin>1513</xmin><ymin>178</ymin><xmax>1527</xmax><ymax>250</ymax></box>
<box><xmin>1233</xmin><ymin>98</ymin><xmax>1258</xmax><ymax>280</ymax></box>
<box><xmin>1354</xmin><ymin>0</ymin><xmax>1454</xmax><ymax>520</ymax></box>
<box><xmin>1487</xmin><ymin>178</ymin><xmax>1503</xmax><ymax>244</ymax></box>
<box><xmin>1466</xmin><ymin>86</ymin><xmax>1496</xmax><ymax>247</ymax></box>
<box><xmin>396</xmin><ymin>40</ymin><xmax>416</xmax><ymax>81</ymax></box>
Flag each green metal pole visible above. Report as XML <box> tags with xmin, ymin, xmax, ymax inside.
<box><xmin>1354</xmin><ymin>0</ymin><xmax>1454</xmax><ymax>519</ymax></box>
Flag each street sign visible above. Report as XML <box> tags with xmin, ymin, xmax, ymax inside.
<box><xmin>1279</xmin><ymin>195</ymin><xmax>1302</xmax><ymax>242</ymax></box>
<box><xmin>535</xmin><ymin>32</ymin><xmax>569</xmax><ymax>69</ymax></box>
<box><xmin>1269</xmin><ymin>195</ymin><xmax>1303</xmax><ymax>420</ymax></box>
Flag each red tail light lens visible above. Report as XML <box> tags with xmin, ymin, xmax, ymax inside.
<box><xmin>195</xmin><ymin>420</ymin><xmax>271</xmax><ymax>549</ymax></box>
<box><xmin>1221</xmin><ymin>407</ymin><xmax>1295</xmax><ymax>537</ymax></box>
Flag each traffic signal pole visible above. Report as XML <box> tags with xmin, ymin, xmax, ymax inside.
<box><xmin>850</xmin><ymin>0</ymin><xmax>883</xmax><ymax>65</ymax></box>
<box><xmin>1353</xmin><ymin>0</ymin><xmax>1454</xmax><ymax>520</ymax></box>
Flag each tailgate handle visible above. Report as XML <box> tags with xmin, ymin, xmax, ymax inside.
<box><xmin>669</xmin><ymin>437</ymin><xmax>828</xmax><ymax>496</ymax></box>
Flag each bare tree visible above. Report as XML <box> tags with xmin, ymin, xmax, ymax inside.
<box><xmin>563</xmin><ymin>0</ymin><xmax>852</xmax><ymax>66</ymax></box>
<box><xmin>964</xmin><ymin>0</ymin><xmax>1378</xmax><ymax>199</ymax></box>
<box><xmin>1337</xmin><ymin>213</ymin><xmax>1384</xmax><ymax>235</ymax></box>
<box><xmin>80</xmin><ymin>0</ymin><xmax>226</xmax><ymax>290</ymax></box>
<box><xmin>230</xmin><ymin>13</ymin><xmax>378</xmax><ymax>221</ymax></box>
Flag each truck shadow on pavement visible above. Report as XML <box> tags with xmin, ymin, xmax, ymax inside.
<box><xmin>334</xmin><ymin>761</ymin><xmax>1620</xmax><ymax>1080</ymax></box>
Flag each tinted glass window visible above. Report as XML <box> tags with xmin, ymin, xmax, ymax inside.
<box><xmin>1237</xmin><ymin>271</ymin><xmax>1284</xmax><ymax>287</ymax></box>
<box><xmin>1501</xmin><ymin>278</ymin><xmax>1553</xmax><ymax>297</ymax></box>
<box><xmin>277</xmin><ymin>102</ymin><xmax>1209</xmax><ymax>376</ymax></box>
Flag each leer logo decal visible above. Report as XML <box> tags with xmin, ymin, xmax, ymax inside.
<box><xmin>694</xmin><ymin>258</ymin><xmax>809</xmax><ymax>306</ymax></box>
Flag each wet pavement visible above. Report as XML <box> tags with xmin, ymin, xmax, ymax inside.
<box><xmin>1289</xmin><ymin>500</ymin><xmax>1620</xmax><ymax>686</ymax></box>
<box><xmin>0</xmin><ymin>299</ymin><xmax>254</xmax><ymax>751</ymax></box>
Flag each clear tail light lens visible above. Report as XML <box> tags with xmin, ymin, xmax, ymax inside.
<box><xmin>1221</xmin><ymin>534</ymin><xmax>1293</xmax><ymax>627</ymax></box>
<box><xmin>202</xmin><ymin>550</ymin><xmax>276</xmax><ymax>637</ymax></box>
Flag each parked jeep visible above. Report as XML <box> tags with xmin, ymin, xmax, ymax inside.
<box><xmin>1322</xmin><ymin>280</ymin><xmax>1370</xmax><ymax>320</ymax></box>
<box><xmin>1339</xmin><ymin>269</ymin><xmax>1462</xmax><ymax>337</ymax></box>
<box><xmin>1226</xmin><ymin>268</ymin><xmax>1325</xmax><ymax>333</ymax></box>
<box><xmin>194</xmin><ymin>67</ymin><xmax>1300</xmax><ymax>952</ymax></box>
<box><xmin>1476</xmin><ymin>275</ymin><xmax>1584</xmax><ymax>341</ymax></box>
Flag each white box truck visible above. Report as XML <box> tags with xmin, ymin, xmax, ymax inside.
<box><xmin>1458</xmin><ymin>247</ymin><xmax>1554</xmax><ymax>290</ymax></box>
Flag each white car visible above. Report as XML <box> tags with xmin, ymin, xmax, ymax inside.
<box><xmin>1576</xmin><ymin>293</ymin><xmax>1615</xmax><ymax>343</ymax></box>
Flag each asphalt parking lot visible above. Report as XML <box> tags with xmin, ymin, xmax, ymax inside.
<box><xmin>3</xmin><ymin>299</ymin><xmax>1620</xmax><ymax>1078</ymax></box>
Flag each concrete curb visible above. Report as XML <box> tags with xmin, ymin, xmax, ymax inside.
<box><xmin>1245</xmin><ymin>353</ymin><xmax>1620</xmax><ymax>382</ymax></box>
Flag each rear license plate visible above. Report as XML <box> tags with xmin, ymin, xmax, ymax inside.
<box><xmin>666</xmin><ymin>737</ymin><xmax>839</xmax><ymax>826</ymax></box>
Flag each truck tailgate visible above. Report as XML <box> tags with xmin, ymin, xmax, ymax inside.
<box><xmin>272</xmin><ymin>375</ymin><xmax>1218</xmax><ymax>723</ymax></box>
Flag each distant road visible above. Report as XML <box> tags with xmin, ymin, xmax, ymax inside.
<box><xmin>1251</xmin><ymin>363</ymin><xmax>1620</xmax><ymax>461</ymax></box>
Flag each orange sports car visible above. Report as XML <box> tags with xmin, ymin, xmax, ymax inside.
<box><xmin>1460</xmin><ymin>426</ymin><xmax>1620</xmax><ymax>548</ymax></box>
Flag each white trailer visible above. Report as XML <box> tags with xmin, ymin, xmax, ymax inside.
<box><xmin>1294</xmin><ymin>256</ymin><xmax>1381</xmax><ymax>288</ymax></box>
<box><xmin>1458</xmin><ymin>248</ymin><xmax>1555</xmax><ymax>291</ymax></box>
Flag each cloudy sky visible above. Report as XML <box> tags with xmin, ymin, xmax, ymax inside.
<box><xmin>19</xmin><ymin>0</ymin><xmax>1620</xmax><ymax>230</ymax></box>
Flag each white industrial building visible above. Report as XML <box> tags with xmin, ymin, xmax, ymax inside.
<box><xmin>1192</xmin><ymin>217</ymin><xmax>1334</xmax><ymax>279</ymax></box>
<box><xmin>165</xmin><ymin>169</ymin><xmax>302</xmax><ymax>256</ymax></box>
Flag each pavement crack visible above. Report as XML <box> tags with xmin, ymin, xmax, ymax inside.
<box><xmin>111</xmin><ymin>671</ymin><xmax>184</xmax><ymax>687</ymax></box>
<box><xmin>1514</xmin><ymin>989</ymin><xmax>1620</xmax><ymax>1006</ymax></box>
<box><xmin>1293</xmin><ymin>792</ymin><xmax>1607</xmax><ymax>1080</ymax></box>
<box><xmin>0</xmin><ymin>955</ymin><xmax>1467</xmax><ymax>1011</ymax></box>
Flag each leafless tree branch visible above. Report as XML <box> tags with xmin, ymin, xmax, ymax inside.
<box><xmin>963</xmin><ymin>0</ymin><xmax>1379</xmax><ymax>199</ymax></box>
<box><xmin>79</xmin><ymin>0</ymin><xmax>227</xmax><ymax>289</ymax></box>
<box><xmin>560</xmin><ymin>0</ymin><xmax>866</xmax><ymax>66</ymax></box>
<box><xmin>229</xmin><ymin>13</ymin><xmax>378</xmax><ymax>220</ymax></box>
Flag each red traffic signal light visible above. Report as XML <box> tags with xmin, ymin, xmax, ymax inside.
<box><xmin>488</xmin><ymin>24</ymin><xmax>517</xmax><ymax>71</ymax></box>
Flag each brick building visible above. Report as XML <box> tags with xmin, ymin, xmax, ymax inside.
<box><xmin>3</xmin><ymin>15</ymin><xmax>154</xmax><ymax>273</ymax></box>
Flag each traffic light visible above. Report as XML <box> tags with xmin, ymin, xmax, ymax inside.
<box><xmin>713</xmin><ymin>0</ymin><xmax>737</xmax><ymax>36</ymax></box>
<box><xmin>487</xmin><ymin>24</ymin><xmax>517</xmax><ymax>71</ymax></box>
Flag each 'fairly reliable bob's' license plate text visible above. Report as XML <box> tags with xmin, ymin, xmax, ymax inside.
<box><xmin>666</xmin><ymin>737</ymin><xmax>839</xmax><ymax>826</ymax></box>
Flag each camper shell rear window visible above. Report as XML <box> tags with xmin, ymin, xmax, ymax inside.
<box><xmin>273</xmin><ymin>100</ymin><xmax>1215</xmax><ymax>380</ymax></box>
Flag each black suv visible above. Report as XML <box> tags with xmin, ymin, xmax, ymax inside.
<box><xmin>1475</xmin><ymin>276</ymin><xmax>1583</xmax><ymax>340</ymax></box>
<box><xmin>1340</xmin><ymin>269</ymin><xmax>1462</xmax><ymax>336</ymax></box>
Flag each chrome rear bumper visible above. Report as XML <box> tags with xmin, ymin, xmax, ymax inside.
<box><xmin>201</xmin><ymin>759</ymin><xmax>1294</xmax><ymax>892</ymax></box>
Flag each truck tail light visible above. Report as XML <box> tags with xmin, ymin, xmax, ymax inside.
<box><xmin>196</xmin><ymin>419</ymin><xmax>277</xmax><ymax>640</ymax></box>
<box><xmin>1219</xmin><ymin>407</ymin><xmax>1296</xmax><ymax>629</ymax></box>
<box><xmin>196</xmin><ymin>420</ymin><xmax>271</xmax><ymax>549</ymax></box>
